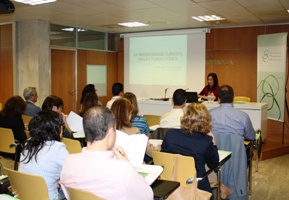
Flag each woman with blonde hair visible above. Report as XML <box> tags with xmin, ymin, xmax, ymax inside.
<box><xmin>161</xmin><ymin>103</ymin><xmax>219</xmax><ymax>196</ymax></box>
<box><xmin>123</xmin><ymin>92</ymin><xmax>150</xmax><ymax>136</ymax></box>
<box><xmin>111</xmin><ymin>98</ymin><xmax>140</xmax><ymax>135</ymax></box>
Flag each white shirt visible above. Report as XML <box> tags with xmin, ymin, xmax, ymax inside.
<box><xmin>160</xmin><ymin>108</ymin><xmax>184</xmax><ymax>128</ymax></box>
<box><xmin>106</xmin><ymin>96</ymin><xmax>121</xmax><ymax>109</ymax></box>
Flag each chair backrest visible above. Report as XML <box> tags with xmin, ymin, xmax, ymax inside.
<box><xmin>4</xmin><ymin>167</ymin><xmax>50</xmax><ymax>199</ymax></box>
<box><xmin>233</xmin><ymin>96</ymin><xmax>250</xmax><ymax>102</ymax></box>
<box><xmin>0</xmin><ymin>103</ymin><xmax>2</xmax><ymax>111</ymax></box>
<box><xmin>151</xmin><ymin>151</ymin><xmax>196</xmax><ymax>187</ymax></box>
<box><xmin>22</xmin><ymin>115</ymin><xmax>33</xmax><ymax>124</ymax></box>
<box><xmin>151</xmin><ymin>128</ymin><xmax>169</xmax><ymax>139</ymax></box>
<box><xmin>0</xmin><ymin>128</ymin><xmax>16</xmax><ymax>154</ymax></box>
<box><xmin>62</xmin><ymin>138</ymin><xmax>82</xmax><ymax>154</ymax></box>
<box><xmin>66</xmin><ymin>187</ymin><xmax>103</xmax><ymax>200</ymax></box>
<box><xmin>143</xmin><ymin>115</ymin><xmax>161</xmax><ymax>126</ymax></box>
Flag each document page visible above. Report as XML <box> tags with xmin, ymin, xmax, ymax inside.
<box><xmin>66</xmin><ymin>111</ymin><xmax>84</xmax><ymax>133</ymax></box>
<box><xmin>137</xmin><ymin>164</ymin><xmax>164</xmax><ymax>185</ymax></box>
<box><xmin>115</xmin><ymin>130</ymin><xmax>148</xmax><ymax>168</ymax></box>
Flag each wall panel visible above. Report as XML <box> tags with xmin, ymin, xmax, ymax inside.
<box><xmin>0</xmin><ymin>24</ymin><xmax>13</xmax><ymax>105</ymax></box>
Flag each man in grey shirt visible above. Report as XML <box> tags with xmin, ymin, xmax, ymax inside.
<box><xmin>23</xmin><ymin>87</ymin><xmax>41</xmax><ymax>117</ymax></box>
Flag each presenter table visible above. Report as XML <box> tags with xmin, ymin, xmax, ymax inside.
<box><xmin>137</xmin><ymin>99</ymin><xmax>268</xmax><ymax>140</ymax></box>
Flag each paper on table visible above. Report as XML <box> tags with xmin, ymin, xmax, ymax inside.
<box><xmin>149</xmin><ymin>124</ymin><xmax>160</xmax><ymax>131</ymax></box>
<box><xmin>115</xmin><ymin>130</ymin><xmax>148</xmax><ymax>168</ymax></box>
<box><xmin>137</xmin><ymin>164</ymin><xmax>164</xmax><ymax>185</ymax></box>
<box><xmin>218</xmin><ymin>150</ymin><xmax>232</xmax><ymax>162</ymax></box>
<box><xmin>148</xmin><ymin>139</ymin><xmax>163</xmax><ymax>147</ymax></box>
<box><xmin>66</xmin><ymin>111</ymin><xmax>84</xmax><ymax>133</ymax></box>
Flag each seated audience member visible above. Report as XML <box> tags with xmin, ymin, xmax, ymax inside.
<box><xmin>123</xmin><ymin>92</ymin><xmax>150</xmax><ymax>137</ymax></box>
<box><xmin>80</xmin><ymin>84</ymin><xmax>102</xmax><ymax>108</ymax></box>
<box><xmin>111</xmin><ymin>98</ymin><xmax>140</xmax><ymax>135</ymax></box>
<box><xmin>60</xmin><ymin>106</ymin><xmax>153</xmax><ymax>200</ymax></box>
<box><xmin>106</xmin><ymin>82</ymin><xmax>123</xmax><ymax>109</ymax></box>
<box><xmin>0</xmin><ymin>96</ymin><xmax>27</xmax><ymax>160</ymax></box>
<box><xmin>18</xmin><ymin>111</ymin><xmax>69</xmax><ymax>200</ymax></box>
<box><xmin>160</xmin><ymin>89</ymin><xmax>186</xmax><ymax>128</ymax></box>
<box><xmin>161</xmin><ymin>103</ymin><xmax>219</xmax><ymax>196</ymax></box>
<box><xmin>23</xmin><ymin>86</ymin><xmax>41</xmax><ymax>117</ymax></box>
<box><xmin>198</xmin><ymin>72</ymin><xmax>220</xmax><ymax>101</ymax></box>
<box><xmin>35</xmin><ymin>95</ymin><xmax>74</xmax><ymax>139</ymax></box>
<box><xmin>79</xmin><ymin>93</ymin><xmax>99</xmax><ymax>117</ymax></box>
<box><xmin>209</xmin><ymin>85</ymin><xmax>256</xmax><ymax>141</ymax></box>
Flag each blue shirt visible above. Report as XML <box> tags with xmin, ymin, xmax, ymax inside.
<box><xmin>131</xmin><ymin>115</ymin><xmax>150</xmax><ymax>134</ymax></box>
<box><xmin>209</xmin><ymin>103</ymin><xmax>256</xmax><ymax>140</ymax></box>
<box><xmin>19</xmin><ymin>141</ymin><xmax>69</xmax><ymax>200</ymax></box>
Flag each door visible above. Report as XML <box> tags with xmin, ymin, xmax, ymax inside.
<box><xmin>51</xmin><ymin>49</ymin><xmax>75</xmax><ymax>114</ymax></box>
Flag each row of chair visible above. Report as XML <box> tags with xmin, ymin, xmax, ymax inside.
<box><xmin>4</xmin><ymin>167</ymin><xmax>103</xmax><ymax>200</ymax></box>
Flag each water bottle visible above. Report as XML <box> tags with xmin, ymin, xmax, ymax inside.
<box><xmin>208</xmin><ymin>93</ymin><xmax>212</xmax><ymax>103</ymax></box>
<box><xmin>211</xmin><ymin>93</ymin><xmax>215</xmax><ymax>102</ymax></box>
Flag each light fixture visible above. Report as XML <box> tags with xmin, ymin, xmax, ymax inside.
<box><xmin>192</xmin><ymin>15</ymin><xmax>225</xmax><ymax>22</ymax></box>
<box><xmin>118</xmin><ymin>22</ymin><xmax>148</xmax><ymax>27</ymax></box>
<box><xmin>61</xmin><ymin>28</ymin><xmax>87</xmax><ymax>32</ymax></box>
<box><xmin>14</xmin><ymin>0</ymin><xmax>57</xmax><ymax>5</ymax></box>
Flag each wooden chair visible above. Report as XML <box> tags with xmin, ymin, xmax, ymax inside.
<box><xmin>151</xmin><ymin>151</ymin><xmax>219</xmax><ymax>199</ymax></box>
<box><xmin>22</xmin><ymin>115</ymin><xmax>33</xmax><ymax>138</ymax></box>
<box><xmin>0</xmin><ymin>103</ymin><xmax>2</xmax><ymax>111</ymax></box>
<box><xmin>62</xmin><ymin>138</ymin><xmax>82</xmax><ymax>154</ymax></box>
<box><xmin>65</xmin><ymin>187</ymin><xmax>103</xmax><ymax>200</ymax></box>
<box><xmin>4</xmin><ymin>167</ymin><xmax>50</xmax><ymax>199</ymax></box>
<box><xmin>151</xmin><ymin>151</ymin><xmax>196</xmax><ymax>188</ymax></box>
<box><xmin>22</xmin><ymin>115</ymin><xmax>33</xmax><ymax>124</ymax></box>
<box><xmin>233</xmin><ymin>96</ymin><xmax>251</xmax><ymax>102</ymax></box>
<box><xmin>0</xmin><ymin>128</ymin><xmax>21</xmax><ymax>170</ymax></box>
<box><xmin>143</xmin><ymin>115</ymin><xmax>160</xmax><ymax>126</ymax></box>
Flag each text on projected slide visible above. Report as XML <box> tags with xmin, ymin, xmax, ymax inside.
<box><xmin>129</xmin><ymin>35</ymin><xmax>187</xmax><ymax>85</ymax></box>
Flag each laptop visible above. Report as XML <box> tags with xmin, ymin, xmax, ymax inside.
<box><xmin>186</xmin><ymin>92</ymin><xmax>199</xmax><ymax>103</ymax></box>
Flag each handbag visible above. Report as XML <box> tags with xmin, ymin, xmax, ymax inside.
<box><xmin>166</xmin><ymin>154</ymin><xmax>212</xmax><ymax>200</ymax></box>
<box><xmin>0</xmin><ymin>160</ymin><xmax>11</xmax><ymax>194</ymax></box>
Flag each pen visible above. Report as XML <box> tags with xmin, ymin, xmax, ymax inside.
<box><xmin>116</xmin><ymin>148</ymin><xmax>125</xmax><ymax>157</ymax></box>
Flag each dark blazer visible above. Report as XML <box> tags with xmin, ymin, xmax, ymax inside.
<box><xmin>161</xmin><ymin>128</ymin><xmax>219</xmax><ymax>193</ymax></box>
<box><xmin>0</xmin><ymin>115</ymin><xmax>27</xmax><ymax>143</ymax></box>
<box><xmin>24</xmin><ymin>101</ymin><xmax>41</xmax><ymax>117</ymax></box>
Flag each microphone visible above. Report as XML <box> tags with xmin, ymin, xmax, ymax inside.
<box><xmin>164</xmin><ymin>88</ymin><xmax>169</xmax><ymax>98</ymax></box>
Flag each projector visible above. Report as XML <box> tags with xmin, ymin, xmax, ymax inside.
<box><xmin>0</xmin><ymin>0</ymin><xmax>15</xmax><ymax>14</ymax></box>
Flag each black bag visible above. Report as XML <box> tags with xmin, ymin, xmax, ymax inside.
<box><xmin>0</xmin><ymin>161</ymin><xmax>11</xmax><ymax>194</ymax></box>
<box><xmin>0</xmin><ymin>178</ymin><xmax>10</xmax><ymax>194</ymax></box>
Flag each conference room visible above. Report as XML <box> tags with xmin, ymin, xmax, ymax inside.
<box><xmin>0</xmin><ymin>0</ymin><xmax>289</xmax><ymax>199</ymax></box>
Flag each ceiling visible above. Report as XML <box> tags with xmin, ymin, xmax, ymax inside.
<box><xmin>1</xmin><ymin>0</ymin><xmax>289</xmax><ymax>33</ymax></box>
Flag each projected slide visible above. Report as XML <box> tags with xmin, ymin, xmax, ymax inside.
<box><xmin>129</xmin><ymin>35</ymin><xmax>187</xmax><ymax>85</ymax></box>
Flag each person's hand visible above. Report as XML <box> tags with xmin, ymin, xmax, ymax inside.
<box><xmin>24</xmin><ymin>123</ymin><xmax>28</xmax><ymax>130</ymax></box>
<box><xmin>113</xmin><ymin>145</ymin><xmax>129</xmax><ymax>161</ymax></box>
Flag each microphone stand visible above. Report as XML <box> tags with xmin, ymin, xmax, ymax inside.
<box><xmin>164</xmin><ymin>88</ymin><xmax>169</xmax><ymax>99</ymax></box>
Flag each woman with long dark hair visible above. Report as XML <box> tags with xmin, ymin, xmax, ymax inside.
<box><xmin>18</xmin><ymin>110</ymin><xmax>69</xmax><ymax>200</ymax></box>
<box><xmin>198</xmin><ymin>72</ymin><xmax>220</xmax><ymax>101</ymax></box>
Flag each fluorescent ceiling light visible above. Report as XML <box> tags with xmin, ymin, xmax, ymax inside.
<box><xmin>118</xmin><ymin>22</ymin><xmax>148</xmax><ymax>27</ymax></box>
<box><xmin>192</xmin><ymin>15</ymin><xmax>225</xmax><ymax>22</ymax></box>
<box><xmin>14</xmin><ymin>0</ymin><xmax>57</xmax><ymax>5</ymax></box>
<box><xmin>61</xmin><ymin>28</ymin><xmax>87</xmax><ymax>32</ymax></box>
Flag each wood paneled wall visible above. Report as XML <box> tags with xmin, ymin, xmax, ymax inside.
<box><xmin>77</xmin><ymin>49</ymin><xmax>119</xmax><ymax>112</ymax></box>
<box><xmin>0</xmin><ymin>24</ymin><xmax>13</xmax><ymax>105</ymax></box>
<box><xmin>117</xmin><ymin>25</ymin><xmax>289</xmax><ymax>137</ymax></box>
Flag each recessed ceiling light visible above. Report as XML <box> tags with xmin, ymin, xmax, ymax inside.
<box><xmin>192</xmin><ymin>15</ymin><xmax>225</xmax><ymax>22</ymax></box>
<box><xmin>118</xmin><ymin>22</ymin><xmax>148</xmax><ymax>27</ymax></box>
<box><xmin>14</xmin><ymin>0</ymin><xmax>57</xmax><ymax>5</ymax></box>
